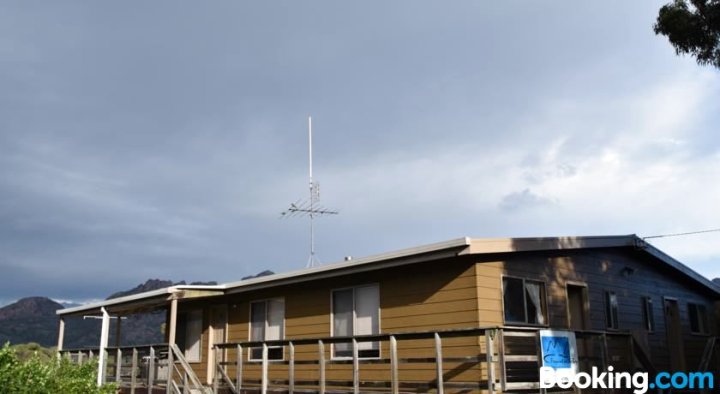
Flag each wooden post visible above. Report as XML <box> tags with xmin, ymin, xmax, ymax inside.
<box><xmin>78</xmin><ymin>351</ymin><xmax>84</xmax><ymax>365</ymax></box>
<box><xmin>166</xmin><ymin>297</ymin><xmax>177</xmax><ymax>394</ymax></box>
<box><xmin>212</xmin><ymin>349</ymin><xmax>220</xmax><ymax>393</ymax></box>
<box><xmin>262</xmin><ymin>342</ymin><xmax>269</xmax><ymax>394</ymax></box>
<box><xmin>148</xmin><ymin>346</ymin><xmax>156</xmax><ymax>389</ymax></box>
<box><xmin>498</xmin><ymin>329</ymin><xmax>506</xmax><ymax>391</ymax></box>
<box><xmin>390</xmin><ymin>335</ymin><xmax>399</xmax><ymax>394</ymax></box>
<box><xmin>56</xmin><ymin>318</ymin><xmax>65</xmax><ymax>356</ymax></box>
<box><xmin>318</xmin><ymin>340</ymin><xmax>326</xmax><ymax>394</ymax></box>
<box><xmin>352</xmin><ymin>338</ymin><xmax>359</xmax><ymax>394</ymax></box>
<box><xmin>434</xmin><ymin>333</ymin><xmax>444</xmax><ymax>394</ymax></box>
<box><xmin>166</xmin><ymin>346</ymin><xmax>174</xmax><ymax>394</ymax></box>
<box><xmin>485</xmin><ymin>330</ymin><xmax>495</xmax><ymax>393</ymax></box>
<box><xmin>130</xmin><ymin>348</ymin><xmax>138</xmax><ymax>394</ymax></box>
<box><xmin>236</xmin><ymin>344</ymin><xmax>243</xmax><ymax>391</ymax></box>
<box><xmin>289</xmin><ymin>342</ymin><xmax>295</xmax><ymax>394</ymax></box>
<box><xmin>115</xmin><ymin>316</ymin><xmax>122</xmax><ymax>347</ymax></box>
<box><xmin>168</xmin><ymin>298</ymin><xmax>178</xmax><ymax>346</ymax></box>
<box><xmin>115</xmin><ymin>348</ymin><xmax>122</xmax><ymax>384</ymax></box>
<box><xmin>601</xmin><ymin>333</ymin><xmax>609</xmax><ymax>370</ymax></box>
<box><xmin>627</xmin><ymin>335</ymin><xmax>636</xmax><ymax>372</ymax></box>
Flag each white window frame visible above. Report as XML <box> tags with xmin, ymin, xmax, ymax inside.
<box><xmin>330</xmin><ymin>284</ymin><xmax>381</xmax><ymax>360</ymax></box>
<box><xmin>248</xmin><ymin>298</ymin><xmax>285</xmax><ymax>361</ymax></box>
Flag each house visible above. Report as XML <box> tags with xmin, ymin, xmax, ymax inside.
<box><xmin>57</xmin><ymin>235</ymin><xmax>720</xmax><ymax>393</ymax></box>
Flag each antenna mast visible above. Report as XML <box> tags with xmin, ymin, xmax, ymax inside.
<box><xmin>281</xmin><ymin>116</ymin><xmax>338</xmax><ymax>267</ymax></box>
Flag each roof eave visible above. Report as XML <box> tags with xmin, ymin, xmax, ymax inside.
<box><xmin>56</xmin><ymin>285</ymin><xmax>225</xmax><ymax>316</ymax></box>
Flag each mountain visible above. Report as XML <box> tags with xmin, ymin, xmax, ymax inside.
<box><xmin>0</xmin><ymin>278</ymin><xmax>220</xmax><ymax>349</ymax></box>
<box><xmin>0</xmin><ymin>297</ymin><xmax>63</xmax><ymax>347</ymax></box>
<box><xmin>106</xmin><ymin>279</ymin><xmax>174</xmax><ymax>300</ymax></box>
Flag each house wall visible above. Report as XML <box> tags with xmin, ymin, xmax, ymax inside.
<box><xmin>495</xmin><ymin>247</ymin><xmax>717</xmax><ymax>372</ymax></box>
<box><xmin>173</xmin><ymin>246</ymin><xmax>717</xmax><ymax>392</ymax></box>
<box><xmin>179</xmin><ymin>256</ymin><xmax>489</xmax><ymax>392</ymax></box>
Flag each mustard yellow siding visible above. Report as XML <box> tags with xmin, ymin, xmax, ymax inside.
<box><xmin>187</xmin><ymin>258</ymin><xmax>487</xmax><ymax>392</ymax></box>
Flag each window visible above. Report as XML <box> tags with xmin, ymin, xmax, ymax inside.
<box><xmin>688</xmin><ymin>303</ymin><xmax>709</xmax><ymax>334</ymax></box>
<box><xmin>642</xmin><ymin>297</ymin><xmax>655</xmax><ymax>332</ymax></box>
<box><xmin>176</xmin><ymin>310</ymin><xmax>202</xmax><ymax>362</ymax></box>
<box><xmin>249</xmin><ymin>298</ymin><xmax>285</xmax><ymax>360</ymax></box>
<box><xmin>605</xmin><ymin>291</ymin><xmax>619</xmax><ymax>329</ymax></box>
<box><xmin>332</xmin><ymin>284</ymin><xmax>380</xmax><ymax>358</ymax></box>
<box><xmin>502</xmin><ymin>277</ymin><xmax>547</xmax><ymax>325</ymax></box>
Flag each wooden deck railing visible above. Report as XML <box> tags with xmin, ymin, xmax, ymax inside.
<box><xmin>212</xmin><ymin>326</ymin><xmax>640</xmax><ymax>394</ymax></box>
<box><xmin>61</xmin><ymin>327</ymin><xmax>643</xmax><ymax>393</ymax></box>
<box><xmin>60</xmin><ymin>343</ymin><xmax>210</xmax><ymax>393</ymax></box>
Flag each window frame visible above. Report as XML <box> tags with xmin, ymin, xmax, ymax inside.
<box><xmin>688</xmin><ymin>302</ymin><xmax>710</xmax><ymax>335</ymax></box>
<box><xmin>330</xmin><ymin>284</ymin><xmax>381</xmax><ymax>360</ymax></box>
<box><xmin>564</xmin><ymin>281</ymin><xmax>590</xmax><ymax>330</ymax></box>
<box><xmin>641</xmin><ymin>296</ymin><xmax>655</xmax><ymax>333</ymax></box>
<box><xmin>605</xmin><ymin>291</ymin><xmax>619</xmax><ymax>330</ymax></box>
<box><xmin>501</xmin><ymin>275</ymin><xmax>549</xmax><ymax>326</ymax></box>
<box><xmin>248</xmin><ymin>297</ymin><xmax>286</xmax><ymax>361</ymax></box>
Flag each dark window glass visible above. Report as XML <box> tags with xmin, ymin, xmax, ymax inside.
<box><xmin>642</xmin><ymin>297</ymin><xmax>655</xmax><ymax>332</ymax></box>
<box><xmin>689</xmin><ymin>303</ymin><xmax>708</xmax><ymax>334</ymax></box>
<box><xmin>332</xmin><ymin>286</ymin><xmax>379</xmax><ymax>358</ymax></box>
<box><xmin>250</xmin><ymin>299</ymin><xmax>285</xmax><ymax>360</ymax></box>
<box><xmin>605</xmin><ymin>291</ymin><xmax>619</xmax><ymax>329</ymax></box>
<box><xmin>503</xmin><ymin>277</ymin><xmax>546</xmax><ymax>325</ymax></box>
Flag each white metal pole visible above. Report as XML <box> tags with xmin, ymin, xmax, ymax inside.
<box><xmin>97</xmin><ymin>307</ymin><xmax>110</xmax><ymax>386</ymax></box>
<box><xmin>308</xmin><ymin>116</ymin><xmax>313</xmax><ymax>180</ymax></box>
<box><xmin>308</xmin><ymin>116</ymin><xmax>315</xmax><ymax>267</ymax></box>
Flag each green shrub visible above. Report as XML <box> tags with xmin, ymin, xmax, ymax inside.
<box><xmin>0</xmin><ymin>343</ymin><xmax>115</xmax><ymax>394</ymax></box>
<box><xmin>10</xmin><ymin>343</ymin><xmax>54</xmax><ymax>363</ymax></box>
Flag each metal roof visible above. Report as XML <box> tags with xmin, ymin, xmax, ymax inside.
<box><xmin>57</xmin><ymin>234</ymin><xmax>720</xmax><ymax>316</ymax></box>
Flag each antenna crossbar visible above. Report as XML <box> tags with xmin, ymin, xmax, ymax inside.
<box><xmin>280</xmin><ymin>116</ymin><xmax>339</xmax><ymax>268</ymax></box>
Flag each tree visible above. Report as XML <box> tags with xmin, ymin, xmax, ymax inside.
<box><xmin>654</xmin><ymin>0</ymin><xmax>720</xmax><ymax>68</ymax></box>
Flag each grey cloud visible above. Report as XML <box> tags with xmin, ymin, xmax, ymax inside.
<box><xmin>0</xmin><ymin>1</ymin><xmax>718</xmax><ymax>303</ymax></box>
<box><xmin>499</xmin><ymin>189</ymin><xmax>554</xmax><ymax>212</ymax></box>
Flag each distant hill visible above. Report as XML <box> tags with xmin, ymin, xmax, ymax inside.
<box><xmin>0</xmin><ymin>297</ymin><xmax>64</xmax><ymax>347</ymax></box>
<box><xmin>0</xmin><ymin>278</ymin><xmax>220</xmax><ymax>349</ymax></box>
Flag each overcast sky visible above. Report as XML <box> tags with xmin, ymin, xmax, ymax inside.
<box><xmin>1</xmin><ymin>1</ymin><xmax>719</xmax><ymax>305</ymax></box>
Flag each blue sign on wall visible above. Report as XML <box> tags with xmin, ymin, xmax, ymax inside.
<box><xmin>539</xmin><ymin>329</ymin><xmax>578</xmax><ymax>374</ymax></box>
<box><xmin>541</xmin><ymin>336</ymin><xmax>571</xmax><ymax>369</ymax></box>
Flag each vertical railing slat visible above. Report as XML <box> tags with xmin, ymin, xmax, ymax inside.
<box><xmin>434</xmin><ymin>333</ymin><xmax>444</xmax><ymax>394</ymax></box>
<box><xmin>319</xmin><ymin>340</ymin><xmax>326</xmax><ymax>394</ymax></box>
<box><xmin>236</xmin><ymin>344</ymin><xmax>243</xmax><ymax>391</ymax></box>
<box><xmin>289</xmin><ymin>342</ymin><xmax>295</xmax><ymax>394</ymax></box>
<box><xmin>115</xmin><ymin>348</ymin><xmax>122</xmax><ymax>384</ymax></box>
<box><xmin>130</xmin><ymin>348</ymin><xmax>138</xmax><ymax>394</ymax></box>
<box><xmin>498</xmin><ymin>329</ymin><xmax>507</xmax><ymax>391</ymax></box>
<box><xmin>261</xmin><ymin>342</ymin><xmax>269</xmax><ymax>394</ymax></box>
<box><xmin>212</xmin><ymin>345</ymin><xmax>219</xmax><ymax>393</ymax></box>
<box><xmin>166</xmin><ymin>346</ymin><xmax>174</xmax><ymax>394</ymax></box>
<box><xmin>390</xmin><ymin>335</ymin><xmax>399</xmax><ymax>394</ymax></box>
<box><xmin>486</xmin><ymin>330</ymin><xmax>495</xmax><ymax>393</ymax></box>
<box><xmin>148</xmin><ymin>346</ymin><xmax>155</xmax><ymax>389</ymax></box>
<box><xmin>352</xmin><ymin>338</ymin><xmax>360</xmax><ymax>394</ymax></box>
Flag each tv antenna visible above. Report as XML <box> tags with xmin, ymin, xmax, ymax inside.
<box><xmin>281</xmin><ymin>116</ymin><xmax>338</xmax><ymax>267</ymax></box>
